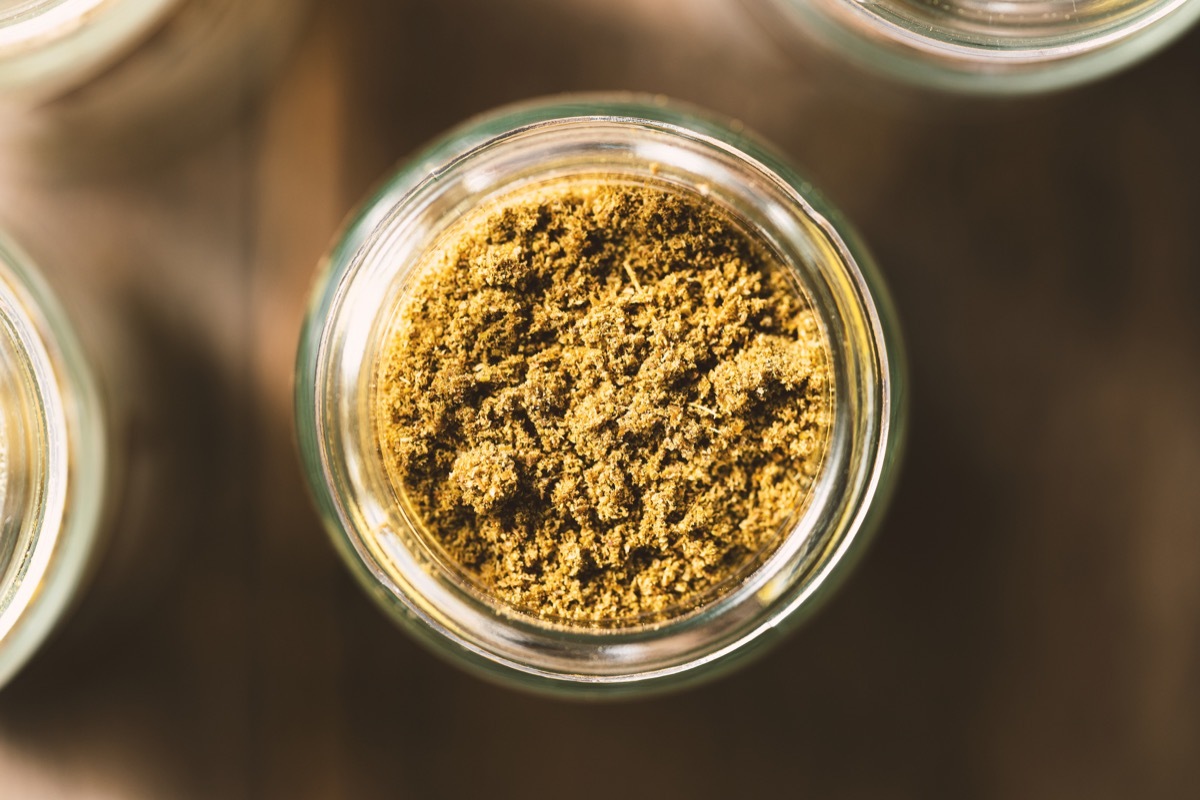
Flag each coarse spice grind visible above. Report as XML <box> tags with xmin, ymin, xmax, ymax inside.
<box><xmin>297</xmin><ymin>95</ymin><xmax>905</xmax><ymax>695</ymax></box>
<box><xmin>375</xmin><ymin>180</ymin><xmax>832</xmax><ymax>624</ymax></box>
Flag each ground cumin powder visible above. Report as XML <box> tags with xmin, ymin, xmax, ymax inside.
<box><xmin>374</xmin><ymin>179</ymin><xmax>833</xmax><ymax>624</ymax></box>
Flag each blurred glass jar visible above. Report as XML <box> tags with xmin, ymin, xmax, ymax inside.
<box><xmin>296</xmin><ymin>95</ymin><xmax>907</xmax><ymax>696</ymax></box>
<box><xmin>0</xmin><ymin>0</ymin><xmax>309</xmax><ymax>173</ymax></box>
<box><xmin>0</xmin><ymin>0</ymin><xmax>177</xmax><ymax>102</ymax></box>
<box><xmin>753</xmin><ymin>0</ymin><xmax>1200</xmax><ymax>93</ymax></box>
<box><xmin>0</xmin><ymin>235</ymin><xmax>106</xmax><ymax>690</ymax></box>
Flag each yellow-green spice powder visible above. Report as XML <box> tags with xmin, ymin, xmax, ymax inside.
<box><xmin>375</xmin><ymin>179</ymin><xmax>833</xmax><ymax>624</ymax></box>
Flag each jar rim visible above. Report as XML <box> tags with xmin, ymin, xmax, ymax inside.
<box><xmin>0</xmin><ymin>235</ymin><xmax>106</xmax><ymax>689</ymax></box>
<box><xmin>762</xmin><ymin>0</ymin><xmax>1200</xmax><ymax>93</ymax></box>
<box><xmin>296</xmin><ymin>95</ymin><xmax>906</xmax><ymax>694</ymax></box>
<box><xmin>0</xmin><ymin>0</ymin><xmax>176</xmax><ymax>100</ymax></box>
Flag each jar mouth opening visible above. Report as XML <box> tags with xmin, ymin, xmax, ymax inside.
<box><xmin>370</xmin><ymin>173</ymin><xmax>838</xmax><ymax>632</ymax></box>
<box><xmin>302</xmin><ymin>100</ymin><xmax>900</xmax><ymax>688</ymax></box>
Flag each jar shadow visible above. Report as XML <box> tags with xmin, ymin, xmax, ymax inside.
<box><xmin>0</xmin><ymin>0</ymin><xmax>313</xmax><ymax>179</ymax></box>
<box><xmin>0</xmin><ymin>289</ymin><xmax>259</xmax><ymax>798</ymax></box>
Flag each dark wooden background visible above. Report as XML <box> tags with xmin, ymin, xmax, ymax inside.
<box><xmin>0</xmin><ymin>0</ymin><xmax>1197</xmax><ymax>797</ymax></box>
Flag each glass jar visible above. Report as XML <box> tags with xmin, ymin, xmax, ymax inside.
<box><xmin>0</xmin><ymin>0</ymin><xmax>178</xmax><ymax>102</ymax></box>
<box><xmin>753</xmin><ymin>0</ymin><xmax>1200</xmax><ymax>93</ymax></box>
<box><xmin>296</xmin><ymin>95</ymin><xmax>906</xmax><ymax>696</ymax></box>
<box><xmin>0</xmin><ymin>234</ymin><xmax>106</xmax><ymax>689</ymax></box>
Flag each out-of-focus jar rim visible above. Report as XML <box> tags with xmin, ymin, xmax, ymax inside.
<box><xmin>0</xmin><ymin>0</ymin><xmax>177</xmax><ymax>102</ymax></box>
<box><xmin>296</xmin><ymin>94</ymin><xmax>906</xmax><ymax>696</ymax></box>
<box><xmin>0</xmin><ymin>235</ymin><xmax>106</xmax><ymax>689</ymax></box>
<box><xmin>758</xmin><ymin>0</ymin><xmax>1200</xmax><ymax>93</ymax></box>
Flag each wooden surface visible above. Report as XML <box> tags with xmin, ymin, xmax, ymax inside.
<box><xmin>1</xmin><ymin>0</ymin><xmax>1199</xmax><ymax>797</ymax></box>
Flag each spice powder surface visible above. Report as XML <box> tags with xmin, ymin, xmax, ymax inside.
<box><xmin>375</xmin><ymin>179</ymin><xmax>833</xmax><ymax>624</ymax></box>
